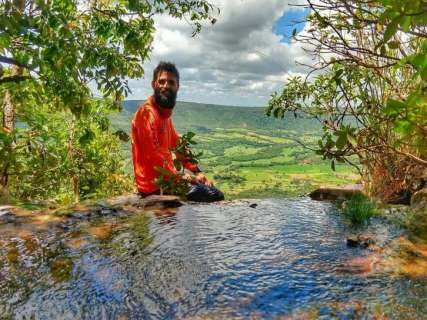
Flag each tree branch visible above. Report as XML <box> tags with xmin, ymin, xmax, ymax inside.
<box><xmin>0</xmin><ymin>75</ymin><xmax>32</xmax><ymax>85</ymax></box>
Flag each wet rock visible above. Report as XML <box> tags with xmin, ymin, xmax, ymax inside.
<box><xmin>249</xmin><ymin>203</ymin><xmax>258</xmax><ymax>208</ymax></box>
<box><xmin>347</xmin><ymin>235</ymin><xmax>375</xmax><ymax>249</ymax></box>
<box><xmin>66</xmin><ymin>211</ymin><xmax>90</xmax><ymax>220</ymax></box>
<box><xmin>336</xmin><ymin>255</ymin><xmax>380</xmax><ymax>274</ymax></box>
<box><xmin>410</xmin><ymin>188</ymin><xmax>427</xmax><ymax>209</ymax></box>
<box><xmin>0</xmin><ymin>206</ymin><xmax>16</xmax><ymax>224</ymax></box>
<box><xmin>141</xmin><ymin>195</ymin><xmax>183</xmax><ymax>208</ymax></box>
<box><xmin>106</xmin><ymin>193</ymin><xmax>142</xmax><ymax>207</ymax></box>
<box><xmin>309</xmin><ymin>184</ymin><xmax>363</xmax><ymax>201</ymax></box>
<box><xmin>57</xmin><ymin>221</ymin><xmax>73</xmax><ymax>231</ymax></box>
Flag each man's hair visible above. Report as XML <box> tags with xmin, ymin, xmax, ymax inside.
<box><xmin>153</xmin><ymin>61</ymin><xmax>180</xmax><ymax>84</ymax></box>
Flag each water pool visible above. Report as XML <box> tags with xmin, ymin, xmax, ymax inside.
<box><xmin>0</xmin><ymin>198</ymin><xmax>426</xmax><ymax>319</ymax></box>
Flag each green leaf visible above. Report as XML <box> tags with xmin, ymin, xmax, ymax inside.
<box><xmin>394</xmin><ymin>119</ymin><xmax>412</xmax><ymax>135</ymax></box>
<box><xmin>383</xmin><ymin>99</ymin><xmax>406</xmax><ymax>117</ymax></box>
<box><xmin>421</xmin><ymin>67</ymin><xmax>427</xmax><ymax>82</ymax></box>
<box><xmin>185</xmin><ymin>131</ymin><xmax>195</xmax><ymax>140</ymax></box>
<box><xmin>0</xmin><ymin>33</ymin><xmax>11</xmax><ymax>50</ymax></box>
<box><xmin>336</xmin><ymin>131</ymin><xmax>347</xmax><ymax>150</ymax></box>
<box><xmin>113</xmin><ymin>129</ymin><xmax>130</xmax><ymax>142</ymax></box>
<box><xmin>383</xmin><ymin>16</ymin><xmax>400</xmax><ymax>43</ymax></box>
<box><xmin>400</xmin><ymin>16</ymin><xmax>411</xmax><ymax>32</ymax></box>
<box><xmin>412</xmin><ymin>54</ymin><xmax>427</xmax><ymax>69</ymax></box>
<box><xmin>388</xmin><ymin>41</ymin><xmax>399</xmax><ymax>49</ymax></box>
<box><xmin>79</xmin><ymin>128</ymin><xmax>95</xmax><ymax>144</ymax></box>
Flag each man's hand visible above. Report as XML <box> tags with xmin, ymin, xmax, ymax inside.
<box><xmin>180</xmin><ymin>172</ymin><xmax>193</xmax><ymax>182</ymax></box>
<box><xmin>194</xmin><ymin>172</ymin><xmax>213</xmax><ymax>187</ymax></box>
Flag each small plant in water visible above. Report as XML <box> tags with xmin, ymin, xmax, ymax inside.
<box><xmin>342</xmin><ymin>194</ymin><xmax>377</xmax><ymax>225</ymax></box>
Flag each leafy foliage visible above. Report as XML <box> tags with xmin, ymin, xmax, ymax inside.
<box><xmin>0</xmin><ymin>0</ymin><xmax>217</xmax><ymax>103</ymax></box>
<box><xmin>267</xmin><ymin>0</ymin><xmax>427</xmax><ymax>202</ymax></box>
<box><xmin>1</xmin><ymin>0</ymin><xmax>216</xmax><ymax>203</ymax></box>
<box><xmin>1</xmin><ymin>94</ymin><xmax>133</xmax><ymax>203</ymax></box>
<box><xmin>154</xmin><ymin>131</ymin><xmax>202</xmax><ymax>197</ymax></box>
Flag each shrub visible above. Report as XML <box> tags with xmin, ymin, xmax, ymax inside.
<box><xmin>342</xmin><ymin>194</ymin><xmax>377</xmax><ymax>225</ymax></box>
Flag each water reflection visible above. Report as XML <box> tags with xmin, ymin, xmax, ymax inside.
<box><xmin>0</xmin><ymin>198</ymin><xmax>426</xmax><ymax>319</ymax></box>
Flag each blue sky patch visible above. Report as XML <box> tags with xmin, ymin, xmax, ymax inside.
<box><xmin>273</xmin><ymin>8</ymin><xmax>311</xmax><ymax>44</ymax></box>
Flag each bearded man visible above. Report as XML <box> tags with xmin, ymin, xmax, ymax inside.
<box><xmin>131</xmin><ymin>62</ymin><xmax>224</xmax><ymax>202</ymax></box>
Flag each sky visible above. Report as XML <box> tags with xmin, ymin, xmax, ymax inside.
<box><xmin>127</xmin><ymin>0</ymin><xmax>311</xmax><ymax>107</ymax></box>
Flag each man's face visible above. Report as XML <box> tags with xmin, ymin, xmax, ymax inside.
<box><xmin>152</xmin><ymin>71</ymin><xmax>179</xmax><ymax>109</ymax></box>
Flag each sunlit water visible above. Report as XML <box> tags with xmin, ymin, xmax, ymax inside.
<box><xmin>1</xmin><ymin>198</ymin><xmax>426</xmax><ymax>319</ymax></box>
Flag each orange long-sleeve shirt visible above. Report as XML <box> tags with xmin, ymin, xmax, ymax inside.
<box><xmin>131</xmin><ymin>96</ymin><xmax>198</xmax><ymax>193</ymax></box>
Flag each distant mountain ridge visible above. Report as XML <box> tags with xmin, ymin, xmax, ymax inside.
<box><xmin>121</xmin><ymin>100</ymin><xmax>319</xmax><ymax>133</ymax></box>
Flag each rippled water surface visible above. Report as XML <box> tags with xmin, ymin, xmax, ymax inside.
<box><xmin>1</xmin><ymin>198</ymin><xmax>426</xmax><ymax>319</ymax></box>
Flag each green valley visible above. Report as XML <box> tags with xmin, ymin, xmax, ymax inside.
<box><xmin>112</xmin><ymin>100</ymin><xmax>359</xmax><ymax>199</ymax></box>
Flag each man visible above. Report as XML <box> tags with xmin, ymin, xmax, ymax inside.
<box><xmin>132</xmin><ymin>62</ymin><xmax>223</xmax><ymax>202</ymax></box>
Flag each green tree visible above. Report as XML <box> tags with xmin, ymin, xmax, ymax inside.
<box><xmin>268</xmin><ymin>0</ymin><xmax>426</xmax><ymax>202</ymax></box>
<box><xmin>1</xmin><ymin>0</ymin><xmax>217</xmax><ymax>203</ymax></box>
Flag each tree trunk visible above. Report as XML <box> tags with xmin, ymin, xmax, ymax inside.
<box><xmin>1</xmin><ymin>66</ymin><xmax>22</xmax><ymax>187</ymax></box>
<box><xmin>68</xmin><ymin>114</ymin><xmax>80</xmax><ymax>203</ymax></box>
<box><xmin>1</xmin><ymin>0</ymin><xmax>26</xmax><ymax>188</ymax></box>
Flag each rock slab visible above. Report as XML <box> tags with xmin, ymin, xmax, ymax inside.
<box><xmin>309</xmin><ymin>184</ymin><xmax>363</xmax><ymax>201</ymax></box>
<box><xmin>0</xmin><ymin>206</ymin><xmax>16</xmax><ymax>224</ymax></box>
<box><xmin>106</xmin><ymin>193</ymin><xmax>183</xmax><ymax>209</ymax></box>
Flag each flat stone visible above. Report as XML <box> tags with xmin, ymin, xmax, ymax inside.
<box><xmin>0</xmin><ymin>206</ymin><xmax>16</xmax><ymax>224</ymax></box>
<box><xmin>106</xmin><ymin>194</ymin><xmax>183</xmax><ymax>209</ymax></box>
<box><xmin>106</xmin><ymin>193</ymin><xmax>142</xmax><ymax>207</ymax></box>
<box><xmin>309</xmin><ymin>184</ymin><xmax>363</xmax><ymax>201</ymax></box>
<box><xmin>142</xmin><ymin>195</ymin><xmax>183</xmax><ymax>208</ymax></box>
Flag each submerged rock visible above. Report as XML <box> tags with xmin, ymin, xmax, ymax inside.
<box><xmin>336</xmin><ymin>255</ymin><xmax>380</xmax><ymax>275</ymax></box>
<box><xmin>309</xmin><ymin>184</ymin><xmax>363</xmax><ymax>201</ymax></box>
<box><xmin>347</xmin><ymin>235</ymin><xmax>375</xmax><ymax>249</ymax></box>
<box><xmin>0</xmin><ymin>206</ymin><xmax>15</xmax><ymax>224</ymax></box>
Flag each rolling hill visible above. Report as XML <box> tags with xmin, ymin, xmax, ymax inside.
<box><xmin>118</xmin><ymin>100</ymin><xmax>320</xmax><ymax>134</ymax></box>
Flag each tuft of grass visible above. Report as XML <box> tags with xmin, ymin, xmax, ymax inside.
<box><xmin>342</xmin><ymin>194</ymin><xmax>377</xmax><ymax>225</ymax></box>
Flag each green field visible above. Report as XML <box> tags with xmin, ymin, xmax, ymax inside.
<box><xmin>112</xmin><ymin>100</ymin><xmax>359</xmax><ymax>199</ymax></box>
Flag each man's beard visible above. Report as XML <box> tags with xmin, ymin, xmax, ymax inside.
<box><xmin>154</xmin><ymin>88</ymin><xmax>177</xmax><ymax>109</ymax></box>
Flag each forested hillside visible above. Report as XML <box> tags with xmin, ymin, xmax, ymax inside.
<box><xmin>118</xmin><ymin>100</ymin><xmax>320</xmax><ymax>134</ymax></box>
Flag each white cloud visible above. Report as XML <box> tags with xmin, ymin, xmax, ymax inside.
<box><xmin>128</xmin><ymin>0</ymin><xmax>311</xmax><ymax>107</ymax></box>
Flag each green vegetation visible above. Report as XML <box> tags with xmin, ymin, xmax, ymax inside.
<box><xmin>268</xmin><ymin>0</ymin><xmax>426</xmax><ymax>203</ymax></box>
<box><xmin>342</xmin><ymin>194</ymin><xmax>378</xmax><ymax>225</ymax></box>
<box><xmin>0</xmin><ymin>0</ymin><xmax>215</xmax><ymax>204</ymax></box>
<box><xmin>154</xmin><ymin>131</ymin><xmax>202</xmax><ymax>198</ymax></box>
